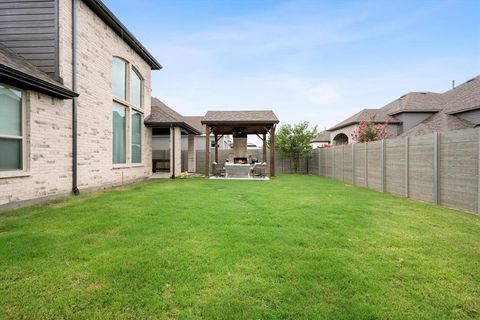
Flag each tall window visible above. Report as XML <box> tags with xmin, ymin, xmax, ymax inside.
<box><xmin>131</xmin><ymin>69</ymin><xmax>142</xmax><ymax>108</ymax></box>
<box><xmin>112</xmin><ymin>102</ymin><xmax>126</xmax><ymax>164</ymax></box>
<box><xmin>112</xmin><ymin>57</ymin><xmax>143</xmax><ymax>165</ymax></box>
<box><xmin>112</xmin><ymin>58</ymin><xmax>126</xmax><ymax>100</ymax></box>
<box><xmin>131</xmin><ymin>112</ymin><xmax>142</xmax><ymax>163</ymax></box>
<box><xmin>0</xmin><ymin>84</ymin><xmax>23</xmax><ymax>171</ymax></box>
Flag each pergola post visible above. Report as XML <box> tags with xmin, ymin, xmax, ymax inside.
<box><xmin>205</xmin><ymin>126</ymin><xmax>210</xmax><ymax>178</ymax></box>
<box><xmin>214</xmin><ymin>134</ymin><xmax>219</xmax><ymax>163</ymax></box>
<box><xmin>187</xmin><ymin>134</ymin><xmax>196</xmax><ymax>173</ymax></box>
<box><xmin>262</xmin><ymin>133</ymin><xmax>267</xmax><ymax>162</ymax></box>
<box><xmin>270</xmin><ymin>126</ymin><xmax>275</xmax><ymax>177</ymax></box>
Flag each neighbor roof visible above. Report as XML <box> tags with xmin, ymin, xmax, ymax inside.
<box><xmin>144</xmin><ymin>98</ymin><xmax>201</xmax><ymax>134</ymax></box>
<box><xmin>83</xmin><ymin>0</ymin><xmax>161</xmax><ymax>70</ymax></box>
<box><xmin>312</xmin><ymin>131</ymin><xmax>331</xmax><ymax>142</ymax></box>
<box><xmin>383</xmin><ymin>92</ymin><xmax>444</xmax><ymax>115</ymax></box>
<box><xmin>328</xmin><ymin>108</ymin><xmax>400</xmax><ymax>131</ymax></box>
<box><xmin>442</xmin><ymin>75</ymin><xmax>480</xmax><ymax>115</ymax></box>
<box><xmin>401</xmin><ymin>112</ymin><xmax>475</xmax><ymax>136</ymax></box>
<box><xmin>202</xmin><ymin>110</ymin><xmax>279</xmax><ymax>124</ymax></box>
<box><xmin>0</xmin><ymin>47</ymin><xmax>77</xmax><ymax>99</ymax></box>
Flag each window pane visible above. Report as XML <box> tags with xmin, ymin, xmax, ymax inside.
<box><xmin>0</xmin><ymin>84</ymin><xmax>22</xmax><ymax>136</ymax></box>
<box><xmin>112</xmin><ymin>103</ymin><xmax>126</xmax><ymax>164</ymax></box>
<box><xmin>131</xmin><ymin>70</ymin><xmax>142</xmax><ymax>107</ymax></box>
<box><xmin>112</xmin><ymin>58</ymin><xmax>126</xmax><ymax>100</ymax></box>
<box><xmin>0</xmin><ymin>138</ymin><xmax>22</xmax><ymax>171</ymax></box>
<box><xmin>131</xmin><ymin>112</ymin><xmax>142</xmax><ymax>163</ymax></box>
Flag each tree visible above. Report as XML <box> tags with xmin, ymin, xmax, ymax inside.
<box><xmin>351</xmin><ymin>115</ymin><xmax>390</xmax><ymax>143</ymax></box>
<box><xmin>275</xmin><ymin>122</ymin><xmax>318</xmax><ymax>173</ymax></box>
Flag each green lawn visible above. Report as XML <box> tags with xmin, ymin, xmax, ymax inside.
<box><xmin>0</xmin><ymin>175</ymin><xmax>479</xmax><ymax>319</ymax></box>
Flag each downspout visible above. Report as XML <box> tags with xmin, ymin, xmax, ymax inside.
<box><xmin>72</xmin><ymin>0</ymin><xmax>80</xmax><ymax>195</ymax></box>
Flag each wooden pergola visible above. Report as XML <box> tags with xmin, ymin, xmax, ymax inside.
<box><xmin>201</xmin><ymin>110</ymin><xmax>279</xmax><ymax>178</ymax></box>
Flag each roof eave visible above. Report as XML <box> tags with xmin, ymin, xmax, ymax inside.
<box><xmin>388</xmin><ymin>109</ymin><xmax>441</xmax><ymax>116</ymax></box>
<box><xmin>144</xmin><ymin>120</ymin><xmax>201</xmax><ymax>135</ymax></box>
<box><xmin>201</xmin><ymin>120</ymin><xmax>279</xmax><ymax>125</ymax></box>
<box><xmin>83</xmin><ymin>0</ymin><xmax>162</xmax><ymax>70</ymax></box>
<box><xmin>0</xmin><ymin>65</ymin><xmax>78</xmax><ymax>99</ymax></box>
<box><xmin>445</xmin><ymin>105</ymin><xmax>480</xmax><ymax>115</ymax></box>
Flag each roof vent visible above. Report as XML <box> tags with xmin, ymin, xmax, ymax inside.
<box><xmin>400</xmin><ymin>94</ymin><xmax>407</xmax><ymax>99</ymax></box>
<box><xmin>466</xmin><ymin>78</ymin><xmax>475</xmax><ymax>83</ymax></box>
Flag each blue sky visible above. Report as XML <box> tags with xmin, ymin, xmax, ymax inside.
<box><xmin>104</xmin><ymin>0</ymin><xmax>480</xmax><ymax>131</ymax></box>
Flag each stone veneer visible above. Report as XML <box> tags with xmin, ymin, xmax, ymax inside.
<box><xmin>0</xmin><ymin>0</ymin><xmax>153</xmax><ymax>208</ymax></box>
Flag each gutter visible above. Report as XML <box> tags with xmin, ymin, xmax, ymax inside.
<box><xmin>72</xmin><ymin>0</ymin><xmax>80</xmax><ymax>195</ymax></box>
<box><xmin>0</xmin><ymin>66</ymin><xmax>78</xmax><ymax>99</ymax></box>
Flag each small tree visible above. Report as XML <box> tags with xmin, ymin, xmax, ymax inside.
<box><xmin>351</xmin><ymin>115</ymin><xmax>390</xmax><ymax>143</ymax></box>
<box><xmin>275</xmin><ymin>122</ymin><xmax>318</xmax><ymax>173</ymax></box>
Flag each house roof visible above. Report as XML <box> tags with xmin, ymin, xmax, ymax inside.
<box><xmin>312</xmin><ymin>130</ymin><xmax>331</xmax><ymax>142</ymax></box>
<box><xmin>328</xmin><ymin>108</ymin><xmax>400</xmax><ymax>131</ymax></box>
<box><xmin>83</xmin><ymin>0</ymin><xmax>161</xmax><ymax>70</ymax></box>
<box><xmin>442</xmin><ymin>75</ymin><xmax>480</xmax><ymax>115</ymax></box>
<box><xmin>144</xmin><ymin>98</ymin><xmax>201</xmax><ymax>134</ymax></box>
<box><xmin>183</xmin><ymin>116</ymin><xmax>206</xmax><ymax>134</ymax></box>
<box><xmin>401</xmin><ymin>112</ymin><xmax>475</xmax><ymax>136</ymax></box>
<box><xmin>202</xmin><ymin>110</ymin><xmax>279</xmax><ymax>124</ymax></box>
<box><xmin>383</xmin><ymin>92</ymin><xmax>444</xmax><ymax>115</ymax></box>
<box><xmin>0</xmin><ymin>47</ymin><xmax>77</xmax><ymax>99</ymax></box>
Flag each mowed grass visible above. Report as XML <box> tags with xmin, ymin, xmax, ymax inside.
<box><xmin>0</xmin><ymin>175</ymin><xmax>479</xmax><ymax>319</ymax></box>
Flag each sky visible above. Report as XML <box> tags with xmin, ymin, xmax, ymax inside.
<box><xmin>104</xmin><ymin>0</ymin><xmax>480</xmax><ymax>134</ymax></box>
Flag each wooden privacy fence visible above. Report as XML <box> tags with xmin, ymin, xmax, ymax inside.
<box><xmin>313</xmin><ymin>128</ymin><xmax>480</xmax><ymax>214</ymax></box>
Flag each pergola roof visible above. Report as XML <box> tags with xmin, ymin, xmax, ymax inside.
<box><xmin>201</xmin><ymin>110</ymin><xmax>279</xmax><ymax>134</ymax></box>
<box><xmin>144</xmin><ymin>98</ymin><xmax>201</xmax><ymax>134</ymax></box>
<box><xmin>203</xmin><ymin>110</ymin><xmax>279</xmax><ymax>124</ymax></box>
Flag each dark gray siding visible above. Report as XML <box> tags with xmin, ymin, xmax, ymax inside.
<box><xmin>0</xmin><ymin>0</ymin><xmax>59</xmax><ymax>78</ymax></box>
<box><xmin>455</xmin><ymin>109</ymin><xmax>480</xmax><ymax>126</ymax></box>
<box><xmin>393</xmin><ymin>112</ymin><xmax>436</xmax><ymax>134</ymax></box>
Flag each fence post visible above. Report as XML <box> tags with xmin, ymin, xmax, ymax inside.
<box><xmin>433</xmin><ymin>132</ymin><xmax>439</xmax><ymax>205</ymax></box>
<box><xmin>365</xmin><ymin>142</ymin><xmax>368</xmax><ymax>187</ymax></box>
<box><xmin>352</xmin><ymin>143</ymin><xmax>355</xmax><ymax>185</ymax></box>
<box><xmin>332</xmin><ymin>147</ymin><xmax>335</xmax><ymax>179</ymax></box>
<box><xmin>381</xmin><ymin>139</ymin><xmax>385</xmax><ymax>192</ymax></box>
<box><xmin>318</xmin><ymin>149</ymin><xmax>321</xmax><ymax>177</ymax></box>
<box><xmin>405</xmin><ymin>136</ymin><xmax>409</xmax><ymax>198</ymax></box>
<box><xmin>477</xmin><ymin>128</ymin><xmax>480</xmax><ymax>213</ymax></box>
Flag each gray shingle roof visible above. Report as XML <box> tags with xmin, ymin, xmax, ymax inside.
<box><xmin>442</xmin><ymin>75</ymin><xmax>480</xmax><ymax>114</ymax></box>
<box><xmin>0</xmin><ymin>47</ymin><xmax>77</xmax><ymax>99</ymax></box>
<box><xmin>183</xmin><ymin>116</ymin><xmax>206</xmax><ymax>134</ymax></box>
<box><xmin>312</xmin><ymin>130</ymin><xmax>331</xmax><ymax>142</ymax></box>
<box><xmin>202</xmin><ymin>110</ymin><xmax>279</xmax><ymax>124</ymax></box>
<box><xmin>144</xmin><ymin>98</ymin><xmax>201</xmax><ymax>134</ymax></box>
<box><xmin>328</xmin><ymin>108</ymin><xmax>400</xmax><ymax>131</ymax></box>
<box><xmin>401</xmin><ymin>112</ymin><xmax>475</xmax><ymax>136</ymax></box>
<box><xmin>383</xmin><ymin>92</ymin><xmax>444</xmax><ymax>115</ymax></box>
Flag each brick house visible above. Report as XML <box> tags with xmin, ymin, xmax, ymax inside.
<box><xmin>326</xmin><ymin>75</ymin><xmax>480</xmax><ymax>145</ymax></box>
<box><xmin>0</xmin><ymin>0</ymin><xmax>161</xmax><ymax>209</ymax></box>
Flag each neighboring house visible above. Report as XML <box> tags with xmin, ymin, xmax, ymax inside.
<box><xmin>326</xmin><ymin>75</ymin><xmax>480</xmax><ymax>144</ymax></box>
<box><xmin>0</xmin><ymin>0</ymin><xmax>161</xmax><ymax>208</ymax></box>
<box><xmin>311</xmin><ymin>131</ymin><xmax>331</xmax><ymax>148</ymax></box>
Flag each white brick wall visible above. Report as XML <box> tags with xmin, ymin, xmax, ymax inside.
<box><xmin>0</xmin><ymin>0</ymin><xmax>154</xmax><ymax>208</ymax></box>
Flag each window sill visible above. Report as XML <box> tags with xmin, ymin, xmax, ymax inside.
<box><xmin>0</xmin><ymin>171</ymin><xmax>31</xmax><ymax>179</ymax></box>
<box><xmin>113</xmin><ymin>164</ymin><xmax>145</xmax><ymax>169</ymax></box>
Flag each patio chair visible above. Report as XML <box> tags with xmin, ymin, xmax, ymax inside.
<box><xmin>212</xmin><ymin>162</ymin><xmax>225</xmax><ymax>177</ymax></box>
<box><xmin>252</xmin><ymin>162</ymin><xmax>267</xmax><ymax>177</ymax></box>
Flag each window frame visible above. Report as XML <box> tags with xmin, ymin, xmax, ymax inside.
<box><xmin>111</xmin><ymin>57</ymin><xmax>144</xmax><ymax>168</ymax></box>
<box><xmin>0</xmin><ymin>83</ymin><xmax>28</xmax><ymax>177</ymax></box>
<box><xmin>112</xmin><ymin>57</ymin><xmax>128</xmax><ymax>101</ymax></box>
